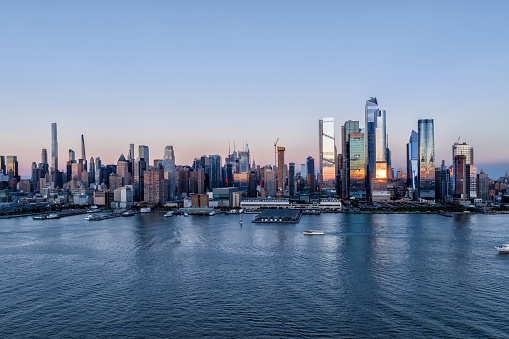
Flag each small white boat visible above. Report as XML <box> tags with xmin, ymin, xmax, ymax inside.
<box><xmin>303</xmin><ymin>230</ymin><xmax>324</xmax><ymax>235</ymax></box>
<box><xmin>239</xmin><ymin>215</ymin><xmax>243</xmax><ymax>224</ymax></box>
<box><xmin>184</xmin><ymin>212</ymin><xmax>189</xmax><ymax>217</ymax></box>
<box><xmin>122</xmin><ymin>210</ymin><xmax>135</xmax><ymax>217</ymax></box>
<box><xmin>164</xmin><ymin>211</ymin><xmax>174</xmax><ymax>217</ymax></box>
<box><xmin>47</xmin><ymin>213</ymin><xmax>60</xmax><ymax>219</ymax></box>
<box><xmin>140</xmin><ymin>207</ymin><xmax>151</xmax><ymax>213</ymax></box>
<box><xmin>495</xmin><ymin>243</ymin><xmax>509</xmax><ymax>253</ymax></box>
<box><xmin>84</xmin><ymin>214</ymin><xmax>93</xmax><ymax>220</ymax></box>
<box><xmin>208</xmin><ymin>210</ymin><xmax>215</xmax><ymax>216</ymax></box>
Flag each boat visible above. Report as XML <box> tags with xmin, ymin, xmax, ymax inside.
<box><xmin>47</xmin><ymin>213</ymin><xmax>60</xmax><ymax>219</ymax></box>
<box><xmin>140</xmin><ymin>207</ymin><xmax>151</xmax><ymax>213</ymax></box>
<box><xmin>84</xmin><ymin>214</ymin><xmax>94</xmax><ymax>220</ymax></box>
<box><xmin>208</xmin><ymin>210</ymin><xmax>215</xmax><ymax>216</ymax></box>
<box><xmin>495</xmin><ymin>243</ymin><xmax>509</xmax><ymax>253</ymax></box>
<box><xmin>239</xmin><ymin>215</ymin><xmax>243</xmax><ymax>225</ymax></box>
<box><xmin>33</xmin><ymin>215</ymin><xmax>47</xmax><ymax>220</ymax></box>
<box><xmin>164</xmin><ymin>211</ymin><xmax>174</xmax><ymax>217</ymax></box>
<box><xmin>303</xmin><ymin>230</ymin><xmax>325</xmax><ymax>235</ymax></box>
<box><xmin>184</xmin><ymin>212</ymin><xmax>189</xmax><ymax>217</ymax></box>
<box><xmin>122</xmin><ymin>210</ymin><xmax>135</xmax><ymax>217</ymax></box>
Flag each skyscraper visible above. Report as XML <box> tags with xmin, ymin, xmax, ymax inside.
<box><xmin>117</xmin><ymin>154</ymin><xmax>130</xmax><ymax>185</ymax></box>
<box><xmin>128</xmin><ymin>144</ymin><xmax>135</xmax><ymax>161</ymax></box>
<box><xmin>209</xmin><ymin>155</ymin><xmax>222</xmax><ymax>191</ymax></box>
<box><xmin>139</xmin><ymin>145</ymin><xmax>149</xmax><ymax>166</ymax></box>
<box><xmin>163</xmin><ymin>146</ymin><xmax>176</xmax><ymax>199</ymax></box>
<box><xmin>319</xmin><ymin>117</ymin><xmax>336</xmax><ymax>195</ymax></box>
<box><xmin>6</xmin><ymin>156</ymin><xmax>19</xmax><ymax>180</ymax></box>
<box><xmin>51</xmin><ymin>122</ymin><xmax>58</xmax><ymax>170</ymax></box>
<box><xmin>418</xmin><ymin>119</ymin><xmax>435</xmax><ymax>200</ymax></box>
<box><xmin>289</xmin><ymin>163</ymin><xmax>295</xmax><ymax>196</ymax></box>
<box><xmin>0</xmin><ymin>156</ymin><xmax>5</xmax><ymax>175</ymax></box>
<box><xmin>406</xmin><ymin>130</ymin><xmax>419</xmax><ymax>196</ymax></box>
<box><xmin>306</xmin><ymin>156</ymin><xmax>315</xmax><ymax>192</ymax></box>
<box><xmin>341</xmin><ymin>120</ymin><xmax>360</xmax><ymax>198</ymax></box>
<box><xmin>349</xmin><ymin>133</ymin><xmax>366</xmax><ymax>199</ymax></box>
<box><xmin>452</xmin><ymin>142</ymin><xmax>475</xmax><ymax>198</ymax></box>
<box><xmin>69</xmin><ymin>149</ymin><xmax>76</xmax><ymax>162</ymax></box>
<box><xmin>277</xmin><ymin>146</ymin><xmax>285</xmax><ymax>196</ymax></box>
<box><xmin>41</xmin><ymin>149</ymin><xmax>48</xmax><ymax>165</ymax></box>
<box><xmin>365</xmin><ymin>98</ymin><xmax>378</xmax><ymax>190</ymax></box>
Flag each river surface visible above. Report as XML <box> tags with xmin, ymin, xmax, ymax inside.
<box><xmin>1</xmin><ymin>212</ymin><xmax>509</xmax><ymax>338</ymax></box>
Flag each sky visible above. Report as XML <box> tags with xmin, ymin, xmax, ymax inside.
<box><xmin>1</xmin><ymin>0</ymin><xmax>509</xmax><ymax>178</ymax></box>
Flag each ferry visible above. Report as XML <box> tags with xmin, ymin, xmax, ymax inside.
<box><xmin>303</xmin><ymin>230</ymin><xmax>325</xmax><ymax>235</ymax></box>
<box><xmin>47</xmin><ymin>213</ymin><xmax>60</xmax><ymax>219</ymax></box>
<box><xmin>33</xmin><ymin>215</ymin><xmax>47</xmax><ymax>220</ymax></box>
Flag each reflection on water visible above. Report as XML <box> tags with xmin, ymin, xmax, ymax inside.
<box><xmin>1</xmin><ymin>213</ymin><xmax>509</xmax><ymax>337</ymax></box>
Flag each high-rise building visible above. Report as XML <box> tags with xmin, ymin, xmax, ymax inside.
<box><xmin>406</xmin><ymin>130</ymin><xmax>419</xmax><ymax>195</ymax></box>
<box><xmin>277</xmin><ymin>147</ymin><xmax>285</xmax><ymax>196</ymax></box>
<box><xmin>6</xmin><ymin>156</ymin><xmax>19</xmax><ymax>180</ymax></box>
<box><xmin>289</xmin><ymin>163</ymin><xmax>295</xmax><ymax>196</ymax></box>
<box><xmin>81</xmin><ymin>134</ymin><xmax>86</xmax><ymax>170</ymax></box>
<box><xmin>365</xmin><ymin>98</ymin><xmax>378</xmax><ymax>194</ymax></box>
<box><xmin>209</xmin><ymin>155</ymin><xmax>222</xmax><ymax>191</ymax></box>
<box><xmin>418</xmin><ymin>119</ymin><xmax>435</xmax><ymax>200</ymax></box>
<box><xmin>349</xmin><ymin>133</ymin><xmax>366</xmax><ymax>199</ymax></box>
<box><xmin>341</xmin><ymin>120</ymin><xmax>360</xmax><ymax>198</ymax></box>
<box><xmin>163</xmin><ymin>146</ymin><xmax>176</xmax><ymax>199</ymax></box>
<box><xmin>117</xmin><ymin>154</ymin><xmax>130</xmax><ymax>185</ymax></box>
<box><xmin>435</xmin><ymin>160</ymin><xmax>452</xmax><ymax>202</ymax></box>
<box><xmin>128</xmin><ymin>144</ymin><xmax>135</xmax><ymax>161</ymax></box>
<box><xmin>0</xmin><ymin>156</ymin><xmax>5</xmax><ymax>175</ymax></box>
<box><xmin>364</xmin><ymin>98</ymin><xmax>389</xmax><ymax>201</ymax></box>
<box><xmin>41</xmin><ymin>149</ymin><xmax>48</xmax><ymax>165</ymax></box>
<box><xmin>306</xmin><ymin>156</ymin><xmax>315</xmax><ymax>192</ymax></box>
<box><xmin>51</xmin><ymin>122</ymin><xmax>58</xmax><ymax>170</ymax></box>
<box><xmin>454</xmin><ymin>155</ymin><xmax>467</xmax><ymax>199</ymax></box>
<box><xmin>69</xmin><ymin>149</ymin><xmax>76</xmax><ymax>162</ymax></box>
<box><xmin>133</xmin><ymin>158</ymin><xmax>147</xmax><ymax>201</ymax></box>
<box><xmin>452</xmin><ymin>142</ymin><xmax>475</xmax><ymax>198</ymax></box>
<box><xmin>478</xmin><ymin>170</ymin><xmax>489</xmax><ymax>201</ymax></box>
<box><xmin>319</xmin><ymin>117</ymin><xmax>336</xmax><ymax>194</ymax></box>
<box><xmin>144</xmin><ymin>167</ymin><xmax>167</xmax><ymax>203</ymax></box>
<box><xmin>89</xmin><ymin>157</ymin><xmax>95</xmax><ymax>184</ymax></box>
<box><xmin>138</xmin><ymin>145</ymin><xmax>149</xmax><ymax>166</ymax></box>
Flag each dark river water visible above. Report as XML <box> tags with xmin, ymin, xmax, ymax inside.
<box><xmin>1</xmin><ymin>212</ymin><xmax>509</xmax><ymax>338</ymax></box>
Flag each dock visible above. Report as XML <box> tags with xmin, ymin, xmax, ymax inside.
<box><xmin>252</xmin><ymin>209</ymin><xmax>302</xmax><ymax>223</ymax></box>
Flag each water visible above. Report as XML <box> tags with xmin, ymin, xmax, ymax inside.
<box><xmin>1</xmin><ymin>213</ymin><xmax>509</xmax><ymax>338</ymax></box>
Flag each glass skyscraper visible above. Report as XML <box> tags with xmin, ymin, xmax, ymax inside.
<box><xmin>349</xmin><ymin>132</ymin><xmax>366</xmax><ymax>199</ymax></box>
<box><xmin>418</xmin><ymin>119</ymin><xmax>435</xmax><ymax>200</ymax></box>
<box><xmin>319</xmin><ymin>117</ymin><xmax>336</xmax><ymax>194</ymax></box>
<box><xmin>452</xmin><ymin>142</ymin><xmax>475</xmax><ymax>198</ymax></box>
<box><xmin>341</xmin><ymin>120</ymin><xmax>360</xmax><ymax>198</ymax></box>
<box><xmin>365</xmin><ymin>98</ymin><xmax>389</xmax><ymax>201</ymax></box>
<box><xmin>406</xmin><ymin>130</ymin><xmax>418</xmax><ymax>195</ymax></box>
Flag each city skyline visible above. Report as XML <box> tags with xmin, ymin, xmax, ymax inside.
<box><xmin>2</xmin><ymin>2</ymin><xmax>509</xmax><ymax>177</ymax></box>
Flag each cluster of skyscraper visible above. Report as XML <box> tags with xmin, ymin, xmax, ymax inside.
<box><xmin>0</xmin><ymin>106</ymin><xmax>495</xmax><ymax>204</ymax></box>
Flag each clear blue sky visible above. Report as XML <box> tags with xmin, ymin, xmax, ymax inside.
<box><xmin>2</xmin><ymin>1</ymin><xmax>509</xmax><ymax>178</ymax></box>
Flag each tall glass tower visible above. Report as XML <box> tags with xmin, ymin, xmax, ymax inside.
<box><xmin>51</xmin><ymin>122</ymin><xmax>58</xmax><ymax>171</ymax></box>
<box><xmin>319</xmin><ymin>117</ymin><xmax>336</xmax><ymax>194</ymax></box>
<box><xmin>418</xmin><ymin>119</ymin><xmax>435</xmax><ymax>200</ymax></box>
<box><xmin>341</xmin><ymin>120</ymin><xmax>360</xmax><ymax>198</ymax></box>
<box><xmin>365</xmin><ymin>98</ymin><xmax>388</xmax><ymax>201</ymax></box>
<box><xmin>406</xmin><ymin>130</ymin><xmax>419</xmax><ymax>194</ymax></box>
<box><xmin>365</xmin><ymin>98</ymin><xmax>378</xmax><ymax>183</ymax></box>
<box><xmin>349</xmin><ymin>132</ymin><xmax>366</xmax><ymax>200</ymax></box>
<box><xmin>452</xmin><ymin>142</ymin><xmax>474</xmax><ymax>197</ymax></box>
